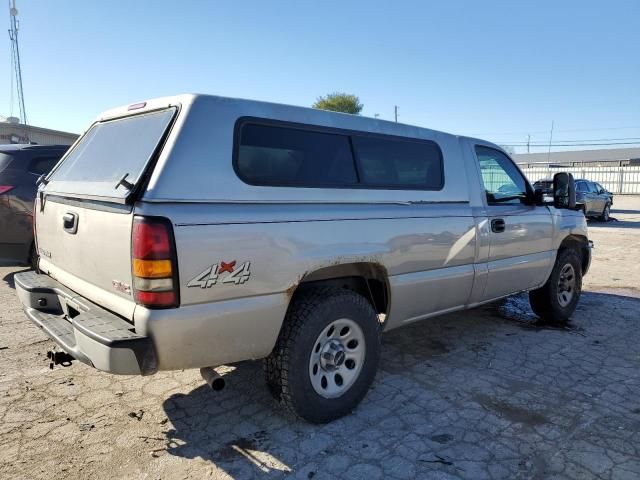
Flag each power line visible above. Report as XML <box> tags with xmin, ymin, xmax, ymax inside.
<box><xmin>500</xmin><ymin>141</ymin><xmax>640</xmax><ymax>147</ymax></box>
<box><xmin>552</xmin><ymin>125</ymin><xmax>640</xmax><ymax>133</ymax></box>
<box><xmin>468</xmin><ymin>125</ymin><xmax>640</xmax><ymax>136</ymax></box>
<box><xmin>502</xmin><ymin>137</ymin><xmax>640</xmax><ymax>145</ymax></box>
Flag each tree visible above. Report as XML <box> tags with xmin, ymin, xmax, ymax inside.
<box><xmin>313</xmin><ymin>92</ymin><xmax>363</xmax><ymax>114</ymax></box>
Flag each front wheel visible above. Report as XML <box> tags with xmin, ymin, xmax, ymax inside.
<box><xmin>600</xmin><ymin>203</ymin><xmax>610</xmax><ymax>222</ymax></box>
<box><xmin>265</xmin><ymin>287</ymin><xmax>381</xmax><ymax>423</ymax></box>
<box><xmin>529</xmin><ymin>249</ymin><xmax>582</xmax><ymax>324</ymax></box>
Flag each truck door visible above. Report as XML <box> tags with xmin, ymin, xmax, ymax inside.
<box><xmin>474</xmin><ymin>145</ymin><xmax>554</xmax><ymax>301</ymax></box>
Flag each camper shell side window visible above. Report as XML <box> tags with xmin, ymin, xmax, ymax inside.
<box><xmin>233</xmin><ymin>118</ymin><xmax>444</xmax><ymax>191</ymax></box>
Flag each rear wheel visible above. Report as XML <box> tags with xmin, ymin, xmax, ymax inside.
<box><xmin>265</xmin><ymin>287</ymin><xmax>381</xmax><ymax>423</ymax></box>
<box><xmin>529</xmin><ymin>249</ymin><xmax>582</xmax><ymax>324</ymax></box>
<box><xmin>600</xmin><ymin>203</ymin><xmax>610</xmax><ymax>222</ymax></box>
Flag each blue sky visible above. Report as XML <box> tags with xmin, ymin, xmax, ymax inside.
<box><xmin>2</xmin><ymin>0</ymin><xmax>639</xmax><ymax>153</ymax></box>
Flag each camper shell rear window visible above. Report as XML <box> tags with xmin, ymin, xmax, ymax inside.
<box><xmin>46</xmin><ymin>108</ymin><xmax>176</xmax><ymax>200</ymax></box>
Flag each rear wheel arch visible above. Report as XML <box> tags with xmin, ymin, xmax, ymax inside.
<box><xmin>286</xmin><ymin>262</ymin><xmax>390</xmax><ymax>320</ymax></box>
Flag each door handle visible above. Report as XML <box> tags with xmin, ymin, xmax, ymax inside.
<box><xmin>491</xmin><ymin>218</ymin><xmax>506</xmax><ymax>233</ymax></box>
<box><xmin>62</xmin><ymin>212</ymin><xmax>78</xmax><ymax>234</ymax></box>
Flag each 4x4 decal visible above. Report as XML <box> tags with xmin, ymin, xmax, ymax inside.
<box><xmin>187</xmin><ymin>261</ymin><xmax>251</xmax><ymax>288</ymax></box>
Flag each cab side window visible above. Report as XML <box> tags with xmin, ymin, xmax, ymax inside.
<box><xmin>475</xmin><ymin>146</ymin><xmax>529</xmax><ymax>205</ymax></box>
<box><xmin>576</xmin><ymin>181</ymin><xmax>588</xmax><ymax>193</ymax></box>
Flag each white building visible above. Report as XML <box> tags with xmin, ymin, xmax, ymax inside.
<box><xmin>514</xmin><ymin>147</ymin><xmax>640</xmax><ymax>168</ymax></box>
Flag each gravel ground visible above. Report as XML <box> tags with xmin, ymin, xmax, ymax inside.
<box><xmin>1</xmin><ymin>198</ymin><xmax>639</xmax><ymax>480</ymax></box>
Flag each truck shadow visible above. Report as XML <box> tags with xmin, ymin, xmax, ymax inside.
<box><xmin>588</xmin><ymin>218</ymin><xmax>640</xmax><ymax>229</ymax></box>
<box><xmin>161</xmin><ymin>290</ymin><xmax>640</xmax><ymax>478</ymax></box>
<box><xmin>2</xmin><ymin>268</ymin><xmax>29</xmax><ymax>289</ymax></box>
<box><xmin>610</xmin><ymin>208</ymin><xmax>640</xmax><ymax>215</ymax></box>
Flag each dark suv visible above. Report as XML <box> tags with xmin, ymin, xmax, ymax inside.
<box><xmin>575</xmin><ymin>179</ymin><xmax>614</xmax><ymax>221</ymax></box>
<box><xmin>0</xmin><ymin>144</ymin><xmax>68</xmax><ymax>266</ymax></box>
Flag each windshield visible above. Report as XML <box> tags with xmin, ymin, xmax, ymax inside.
<box><xmin>47</xmin><ymin>108</ymin><xmax>175</xmax><ymax>199</ymax></box>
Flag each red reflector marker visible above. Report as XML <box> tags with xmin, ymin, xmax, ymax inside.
<box><xmin>0</xmin><ymin>185</ymin><xmax>15</xmax><ymax>195</ymax></box>
<box><xmin>135</xmin><ymin>290</ymin><xmax>176</xmax><ymax>307</ymax></box>
<box><xmin>127</xmin><ymin>101</ymin><xmax>147</xmax><ymax>111</ymax></box>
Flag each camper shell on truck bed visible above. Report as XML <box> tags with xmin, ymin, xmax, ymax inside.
<box><xmin>15</xmin><ymin>94</ymin><xmax>591</xmax><ymax>423</ymax></box>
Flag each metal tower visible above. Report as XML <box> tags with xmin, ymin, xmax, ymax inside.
<box><xmin>8</xmin><ymin>0</ymin><xmax>29</xmax><ymax>142</ymax></box>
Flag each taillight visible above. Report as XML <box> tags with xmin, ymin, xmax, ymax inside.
<box><xmin>132</xmin><ymin>217</ymin><xmax>179</xmax><ymax>308</ymax></box>
<box><xmin>0</xmin><ymin>185</ymin><xmax>15</xmax><ymax>194</ymax></box>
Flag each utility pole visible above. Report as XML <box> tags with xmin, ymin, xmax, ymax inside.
<box><xmin>546</xmin><ymin>121</ymin><xmax>554</xmax><ymax>163</ymax></box>
<box><xmin>394</xmin><ymin>105</ymin><xmax>398</xmax><ymax>123</ymax></box>
<box><xmin>526</xmin><ymin>134</ymin><xmax>531</xmax><ymax>154</ymax></box>
<box><xmin>8</xmin><ymin>0</ymin><xmax>29</xmax><ymax>143</ymax></box>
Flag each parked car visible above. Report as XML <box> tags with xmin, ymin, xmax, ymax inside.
<box><xmin>532</xmin><ymin>178</ymin><xmax>553</xmax><ymax>195</ymax></box>
<box><xmin>575</xmin><ymin>179</ymin><xmax>614</xmax><ymax>221</ymax></box>
<box><xmin>14</xmin><ymin>95</ymin><xmax>591</xmax><ymax>423</ymax></box>
<box><xmin>0</xmin><ymin>144</ymin><xmax>68</xmax><ymax>266</ymax></box>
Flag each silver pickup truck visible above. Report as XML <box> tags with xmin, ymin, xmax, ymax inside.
<box><xmin>14</xmin><ymin>94</ymin><xmax>591</xmax><ymax>423</ymax></box>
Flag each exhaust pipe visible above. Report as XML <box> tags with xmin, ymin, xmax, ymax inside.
<box><xmin>200</xmin><ymin>367</ymin><xmax>225</xmax><ymax>391</ymax></box>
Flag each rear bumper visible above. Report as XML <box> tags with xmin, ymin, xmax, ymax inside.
<box><xmin>14</xmin><ymin>271</ymin><xmax>157</xmax><ymax>375</ymax></box>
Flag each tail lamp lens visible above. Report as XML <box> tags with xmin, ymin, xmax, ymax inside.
<box><xmin>0</xmin><ymin>185</ymin><xmax>15</xmax><ymax>195</ymax></box>
<box><xmin>132</xmin><ymin>222</ymin><xmax>171</xmax><ymax>259</ymax></box>
<box><xmin>132</xmin><ymin>217</ymin><xmax>178</xmax><ymax>308</ymax></box>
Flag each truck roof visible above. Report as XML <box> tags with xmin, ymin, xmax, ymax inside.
<box><xmin>96</xmin><ymin>93</ymin><xmax>494</xmax><ymax>148</ymax></box>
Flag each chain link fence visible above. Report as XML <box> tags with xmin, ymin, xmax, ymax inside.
<box><xmin>521</xmin><ymin>166</ymin><xmax>640</xmax><ymax>194</ymax></box>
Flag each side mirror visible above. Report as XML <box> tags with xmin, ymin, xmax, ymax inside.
<box><xmin>553</xmin><ymin>172</ymin><xmax>576</xmax><ymax>209</ymax></box>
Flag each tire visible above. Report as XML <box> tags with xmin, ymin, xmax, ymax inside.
<box><xmin>529</xmin><ymin>249</ymin><xmax>582</xmax><ymax>324</ymax></box>
<box><xmin>265</xmin><ymin>286</ymin><xmax>381</xmax><ymax>423</ymax></box>
<box><xmin>600</xmin><ymin>203</ymin><xmax>610</xmax><ymax>222</ymax></box>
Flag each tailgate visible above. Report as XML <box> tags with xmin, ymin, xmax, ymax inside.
<box><xmin>36</xmin><ymin>197</ymin><xmax>136</xmax><ymax>319</ymax></box>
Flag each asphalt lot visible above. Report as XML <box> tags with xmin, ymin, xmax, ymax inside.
<box><xmin>1</xmin><ymin>198</ymin><xmax>639</xmax><ymax>480</ymax></box>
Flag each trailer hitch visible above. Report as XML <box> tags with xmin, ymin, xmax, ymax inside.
<box><xmin>47</xmin><ymin>350</ymin><xmax>74</xmax><ymax>369</ymax></box>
